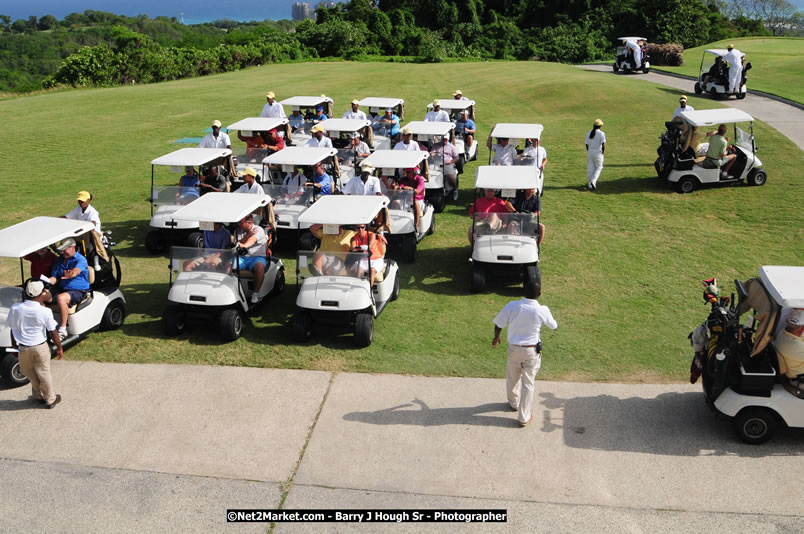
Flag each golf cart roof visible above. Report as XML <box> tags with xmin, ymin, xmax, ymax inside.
<box><xmin>427</xmin><ymin>99</ymin><xmax>476</xmax><ymax>111</ymax></box>
<box><xmin>358</xmin><ymin>97</ymin><xmax>404</xmax><ymax>109</ymax></box>
<box><xmin>619</xmin><ymin>37</ymin><xmax>646</xmax><ymax>42</ymax></box>
<box><xmin>490</xmin><ymin>123</ymin><xmax>544</xmax><ymax>140</ymax></box>
<box><xmin>759</xmin><ymin>266</ymin><xmax>804</xmax><ymax>307</ymax></box>
<box><xmin>705</xmin><ymin>49</ymin><xmax>732</xmax><ymax>57</ymax></box>
<box><xmin>679</xmin><ymin>108</ymin><xmax>754</xmax><ymax>126</ymax></box>
<box><xmin>279</xmin><ymin>96</ymin><xmax>333</xmax><ymax>107</ymax></box>
<box><xmin>226</xmin><ymin>117</ymin><xmax>289</xmax><ymax>132</ymax></box>
<box><xmin>262</xmin><ymin>147</ymin><xmax>338</xmax><ymax>166</ymax></box>
<box><xmin>402</xmin><ymin>121</ymin><xmax>455</xmax><ymax>136</ymax></box>
<box><xmin>361</xmin><ymin>150</ymin><xmax>428</xmax><ymax>170</ymax></box>
<box><xmin>151</xmin><ymin>148</ymin><xmax>232</xmax><ymax>167</ymax></box>
<box><xmin>298</xmin><ymin>195</ymin><xmax>389</xmax><ymax>225</ymax></box>
<box><xmin>0</xmin><ymin>217</ymin><xmax>95</xmax><ymax>258</ymax></box>
<box><xmin>316</xmin><ymin>118</ymin><xmax>371</xmax><ymax>133</ymax></box>
<box><xmin>170</xmin><ymin>193</ymin><xmax>270</xmax><ymax>224</ymax></box>
<box><xmin>475</xmin><ymin>166</ymin><xmax>541</xmax><ymax>190</ymax></box>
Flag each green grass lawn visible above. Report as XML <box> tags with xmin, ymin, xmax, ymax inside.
<box><xmin>1</xmin><ymin>61</ymin><xmax>802</xmax><ymax>383</ymax></box>
<box><xmin>654</xmin><ymin>37</ymin><xmax>804</xmax><ymax>104</ymax></box>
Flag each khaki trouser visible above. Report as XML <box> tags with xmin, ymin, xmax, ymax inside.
<box><xmin>506</xmin><ymin>345</ymin><xmax>541</xmax><ymax>424</ymax></box>
<box><xmin>18</xmin><ymin>343</ymin><xmax>56</xmax><ymax>404</ymax></box>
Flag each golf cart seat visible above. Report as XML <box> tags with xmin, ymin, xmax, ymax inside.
<box><xmin>374</xmin><ymin>263</ymin><xmax>387</xmax><ymax>284</ymax></box>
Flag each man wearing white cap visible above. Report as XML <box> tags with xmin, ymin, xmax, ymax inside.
<box><xmin>342</xmin><ymin>163</ymin><xmax>383</xmax><ymax>196</ymax></box>
<box><xmin>198</xmin><ymin>120</ymin><xmax>232</xmax><ymax>149</ymax></box>
<box><xmin>724</xmin><ymin>44</ymin><xmax>743</xmax><ymax>93</ymax></box>
<box><xmin>673</xmin><ymin>96</ymin><xmax>694</xmax><ymax>118</ymax></box>
<box><xmin>424</xmin><ymin>100</ymin><xmax>450</xmax><ymax>122</ymax></box>
<box><xmin>305</xmin><ymin>124</ymin><xmax>333</xmax><ymax>148</ymax></box>
<box><xmin>342</xmin><ymin>100</ymin><xmax>367</xmax><ymax>121</ymax></box>
<box><xmin>393</xmin><ymin>127</ymin><xmax>421</xmax><ymax>151</ymax></box>
<box><xmin>6</xmin><ymin>281</ymin><xmax>64</xmax><ymax>408</ymax></box>
<box><xmin>46</xmin><ymin>238</ymin><xmax>90</xmax><ymax>339</ymax></box>
<box><xmin>377</xmin><ymin>108</ymin><xmax>400</xmax><ymax>138</ymax></box>
<box><xmin>260</xmin><ymin>91</ymin><xmax>286</xmax><ymax>118</ymax></box>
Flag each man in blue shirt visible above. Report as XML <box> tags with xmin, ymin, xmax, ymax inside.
<box><xmin>47</xmin><ymin>238</ymin><xmax>90</xmax><ymax>339</ymax></box>
<box><xmin>203</xmin><ymin>222</ymin><xmax>232</xmax><ymax>249</ymax></box>
<box><xmin>375</xmin><ymin>108</ymin><xmax>399</xmax><ymax>138</ymax></box>
<box><xmin>455</xmin><ymin>109</ymin><xmax>476</xmax><ymax>152</ymax></box>
<box><xmin>306</xmin><ymin>161</ymin><xmax>332</xmax><ymax>195</ymax></box>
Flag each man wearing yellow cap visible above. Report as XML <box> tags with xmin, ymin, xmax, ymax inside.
<box><xmin>342</xmin><ymin>100</ymin><xmax>367</xmax><ymax>121</ymax></box>
<box><xmin>234</xmin><ymin>167</ymin><xmax>265</xmax><ymax>195</ymax></box>
<box><xmin>424</xmin><ymin>100</ymin><xmax>450</xmax><ymax>122</ymax></box>
<box><xmin>198</xmin><ymin>120</ymin><xmax>231</xmax><ymax>149</ymax></box>
<box><xmin>305</xmin><ymin>124</ymin><xmax>333</xmax><ymax>148</ymax></box>
<box><xmin>453</xmin><ymin>90</ymin><xmax>468</xmax><ymax>101</ymax></box>
<box><xmin>260</xmin><ymin>91</ymin><xmax>286</xmax><ymax>118</ymax></box>
<box><xmin>65</xmin><ymin>190</ymin><xmax>108</xmax><ymax>265</ymax></box>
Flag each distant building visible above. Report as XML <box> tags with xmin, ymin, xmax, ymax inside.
<box><xmin>316</xmin><ymin>1</ymin><xmax>338</xmax><ymax>9</ymax></box>
<box><xmin>292</xmin><ymin>2</ymin><xmax>313</xmax><ymax>21</ymax></box>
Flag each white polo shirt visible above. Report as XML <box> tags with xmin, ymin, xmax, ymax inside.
<box><xmin>7</xmin><ymin>300</ymin><xmax>58</xmax><ymax>346</ymax></box>
<box><xmin>585</xmin><ymin>130</ymin><xmax>606</xmax><ymax>152</ymax></box>
<box><xmin>492</xmin><ymin>144</ymin><xmax>517</xmax><ymax>165</ymax></box>
<box><xmin>342</xmin><ymin>110</ymin><xmax>367</xmax><ymax>120</ymax></box>
<box><xmin>305</xmin><ymin>136</ymin><xmax>333</xmax><ymax>148</ymax></box>
<box><xmin>260</xmin><ymin>101</ymin><xmax>286</xmax><ymax>118</ymax></box>
<box><xmin>234</xmin><ymin>181</ymin><xmax>265</xmax><ymax>195</ymax></box>
<box><xmin>198</xmin><ymin>132</ymin><xmax>231</xmax><ymax>149</ymax></box>
<box><xmin>522</xmin><ymin>145</ymin><xmax>547</xmax><ymax>168</ymax></box>
<box><xmin>425</xmin><ymin>109</ymin><xmax>451</xmax><ymax>122</ymax></box>
<box><xmin>493</xmin><ymin>298</ymin><xmax>557</xmax><ymax>346</ymax></box>
<box><xmin>66</xmin><ymin>204</ymin><xmax>102</xmax><ymax>233</ymax></box>
<box><xmin>673</xmin><ymin>105</ymin><xmax>694</xmax><ymax>118</ymax></box>
<box><xmin>393</xmin><ymin>140</ymin><xmax>422</xmax><ymax>151</ymax></box>
<box><xmin>343</xmin><ymin>175</ymin><xmax>383</xmax><ymax>196</ymax></box>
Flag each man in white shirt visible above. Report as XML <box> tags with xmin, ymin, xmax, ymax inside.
<box><xmin>521</xmin><ymin>137</ymin><xmax>548</xmax><ymax>185</ymax></box>
<box><xmin>198</xmin><ymin>120</ymin><xmax>231</xmax><ymax>150</ymax></box>
<box><xmin>452</xmin><ymin>89</ymin><xmax>469</xmax><ymax>101</ymax></box>
<box><xmin>424</xmin><ymin>100</ymin><xmax>450</xmax><ymax>122</ymax></box>
<box><xmin>6</xmin><ymin>281</ymin><xmax>64</xmax><ymax>408</ymax></box>
<box><xmin>342</xmin><ymin>100</ymin><xmax>367</xmax><ymax>121</ymax></box>
<box><xmin>393</xmin><ymin>127</ymin><xmax>421</xmax><ymax>151</ymax></box>
<box><xmin>235</xmin><ymin>215</ymin><xmax>269</xmax><ymax>304</ymax></box>
<box><xmin>492</xmin><ymin>281</ymin><xmax>557</xmax><ymax>426</ymax></box>
<box><xmin>342</xmin><ymin>164</ymin><xmax>383</xmax><ymax>196</ymax></box>
<box><xmin>672</xmin><ymin>95</ymin><xmax>694</xmax><ymax>118</ymax></box>
<box><xmin>305</xmin><ymin>124</ymin><xmax>333</xmax><ymax>148</ymax></box>
<box><xmin>65</xmin><ymin>190</ymin><xmax>107</xmax><ymax>267</ymax></box>
<box><xmin>488</xmin><ymin>137</ymin><xmax>517</xmax><ymax>165</ymax></box>
<box><xmin>625</xmin><ymin>39</ymin><xmax>642</xmax><ymax>68</ymax></box>
<box><xmin>260</xmin><ymin>91</ymin><xmax>286</xmax><ymax>118</ymax></box>
<box><xmin>234</xmin><ymin>167</ymin><xmax>265</xmax><ymax>195</ymax></box>
<box><xmin>724</xmin><ymin>44</ymin><xmax>743</xmax><ymax>93</ymax></box>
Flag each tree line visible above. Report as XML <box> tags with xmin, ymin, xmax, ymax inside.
<box><xmin>0</xmin><ymin>0</ymin><xmax>796</xmax><ymax>92</ymax></box>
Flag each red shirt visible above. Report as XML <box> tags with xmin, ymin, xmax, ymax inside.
<box><xmin>469</xmin><ymin>196</ymin><xmax>508</xmax><ymax>216</ymax></box>
<box><xmin>24</xmin><ymin>250</ymin><xmax>58</xmax><ymax>279</ymax></box>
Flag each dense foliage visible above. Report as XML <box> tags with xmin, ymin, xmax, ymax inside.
<box><xmin>0</xmin><ymin>1</ymin><xmax>780</xmax><ymax>92</ymax></box>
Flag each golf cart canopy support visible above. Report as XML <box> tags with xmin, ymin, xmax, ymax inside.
<box><xmin>0</xmin><ymin>217</ymin><xmax>96</xmax><ymax>258</ymax></box>
<box><xmin>678</xmin><ymin>109</ymin><xmax>754</xmax><ymax>127</ymax></box>
<box><xmin>490</xmin><ymin>123</ymin><xmax>544</xmax><ymax>141</ymax></box>
<box><xmin>298</xmin><ymin>195</ymin><xmax>389</xmax><ymax>226</ymax></box>
<box><xmin>474</xmin><ymin>166</ymin><xmax>541</xmax><ymax>190</ymax></box>
<box><xmin>169</xmin><ymin>193</ymin><xmax>270</xmax><ymax>225</ymax></box>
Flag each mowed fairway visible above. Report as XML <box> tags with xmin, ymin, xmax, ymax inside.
<box><xmin>1</xmin><ymin>61</ymin><xmax>802</xmax><ymax>382</ymax></box>
<box><xmin>654</xmin><ymin>37</ymin><xmax>804</xmax><ymax>103</ymax></box>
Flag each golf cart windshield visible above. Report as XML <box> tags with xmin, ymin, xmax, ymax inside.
<box><xmin>262</xmin><ymin>184</ymin><xmax>313</xmax><ymax>207</ymax></box>
<box><xmin>384</xmin><ymin>190</ymin><xmax>415</xmax><ymax>212</ymax></box>
<box><xmin>170</xmin><ymin>246</ymin><xmax>236</xmax><ymax>276</ymax></box>
<box><xmin>296</xmin><ymin>250</ymin><xmax>371</xmax><ymax>280</ymax></box>
<box><xmin>472</xmin><ymin>212</ymin><xmax>540</xmax><ymax>240</ymax></box>
<box><xmin>152</xmin><ymin>186</ymin><xmax>199</xmax><ymax>207</ymax></box>
<box><xmin>735</xmin><ymin>125</ymin><xmax>753</xmax><ymax>151</ymax></box>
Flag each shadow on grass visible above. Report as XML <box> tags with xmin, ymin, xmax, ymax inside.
<box><xmin>539</xmin><ymin>390</ymin><xmax>804</xmax><ymax>457</ymax></box>
<box><xmin>344</xmin><ymin>399</ymin><xmax>518</xmax><ymax>428</ymax></box>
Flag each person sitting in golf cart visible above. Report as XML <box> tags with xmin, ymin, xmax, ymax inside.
<box><xmin>46</xmin><ymin>238</ymin><xmax>91</xmax><ymax>339</ymax></box>
<box><xmin>305</xmin><ymin>124</ymin><xmax>333</xmax><ymax>149</ymax></box>
<box><xmin>431</xmin><ymin>135</ymin><xmax>460</xmax><ymax>200</ymax></box>
<box><xmin>235</xmin><ymin>214</ymin><xmax>269</xmax><ymax>304</ymax></box>
<box><xmin>24</xmin><ymin>247</ymin><xmax>57</xmax><ymax>280</ymax></box>
<box><xmin>393</xmin><ymin>127</ymin><xmax>421</xmax><ymax>152</ymax></box>
<box><xmin>289</xmin><ymin>107</ymin><xmax>305</xmax><ymax>132</ymax></box>
<box><xmin>308</xmin><ymin>224</ymin><xmax>357</xmax><ymax>276</ymax></box>
<box><xmin>702</xmin><ymin>124</ymin><xmax>737</xmax><ymax>179</ymax></box>
<box><xmin>340</xmin><ymin>133</ymin><xmax>371</xmax><ymax>169</ymax></box>
<box><xmin>306</xmin><ymin>161</ymin><xmax>332</xmax><ymax>195</ymax></box>
<box><xmin>177</xmin><ymin>166</ymin><xmax>201</xmax><ymax>204</ymax></box>
<box><xmin>237</xmin><ymin>130</ymin><xmax>268</xmax><ymax>161</ymax></box>
<box><xmin>520</xmin><ymin>137</ymin><xmax>547</xmax><ymax>174</ymax></box>
<box><xmin>264</xmin><ymin>128</ymin><xmax>285</xmax><ymax>155</ymax></box>
<box><xmin>349</xmin><ymin>222</ymin><xmax>386</xmax><ymax>287</ymax></box>
<box><xmin>183</xmin><ymin>222</ymin><xmax>233</xmax><ymax>272</ymax></box>
<box><xmin>506</xmin><ymin>188</ymin><xmax>545</xmax><ymax>247</ymax></box>
<box><xmin>455</xmin><ymin>109</ymin><xmax>476</xmax><ymax>150</ymax></box>
<box><xmin>200</xmin><ymin>165</ymin><xmax>229</xmax><ymax>194</ymax></box>
<box><xmin>343</xmin><ymin>163</ymin><xmax>383</xmax><ymax>196</ymax></box>
<box><xmin>342</xmin><ymin>100</ymin><xmax>367</xmax><ymax>121</ymax></box>
<box><xmin>312</xmin><ymin>105</ymin><xmax>328</xmax><ymax>123</ymax></box>
<box><xmin>775</xmin><ymin>309</ymin><xmax>804</xmax><ymax>381</ymax></box>
<box><xmin>467</xmin><ymin>188</ymin><xmax>508</xmax><ymax>244</ymax></box>
<box><xmin>234</xmin><ymin>167</ymin><xmax>265</xmax><ymax>195</ymax></box>
<box><xmin>425</xmin><ymin>100</ymin><xmax>450</xmax><ymax>123</ymax></box>
<box><xmin>397</xmin><ymin>167</ymin><xmax>426</xmax><ymax>228</ymax></box>
<box><xmin>375</xmin><ymin>108</ymin><xmax>400</xmax><ymax>138</ymax></box>
<box><xmin>282</xmin><ymin>166</ymin><xmax>308</xmax><ymax>201</ymax></box>
<box><xmin>703</xmin><ymin>56</ymin><xmax>726</xmax><ymax>88</ymax></box>
<box><xmin>488</xmin><ymin>137</ymin><xmax>517</xmax><ymax>166</ymax></box>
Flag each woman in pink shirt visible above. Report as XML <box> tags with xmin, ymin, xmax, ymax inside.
<box><xmin>468</xmin><ymin>188</ymin><xmax>510</xmax><ymax>244</ymax></box>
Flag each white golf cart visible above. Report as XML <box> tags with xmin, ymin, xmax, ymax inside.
<box><xmin>663</xmin><ymin>109</ymin><xmax>765</xmax><ymax>193</ymax></box>
<box><xmin>689</xmin><ymin>266</ymin><xmax>804</xmax><ymax>444</ymax></box>
<box><xmin>226</xmin><ymin>117</ymin><xmax>291</xmax><ymax>179</ymax></box>
<box><xmin>488</xmin><ymin>123</ymin><xmax>546</xmax><ymax>196</ymax></box>
<box><xmin>426</xmin><ymin>98</ymin><xmax>478</xmax><ymax>167</ymax></box>
<box><xmin>291</xmin><ymin>195</ymin><xmax>399</xmax><ymax>347</ymax></box>
<box><xmin>402</xmin><ymin>120</ymin><xmax>457</xmax><ymax>213</ymax></box>
<box><xmin>316</xmin><ymin>118</ymin><xmax>374</xmax><ymax>181</ymax></box>
<box><xmin>693</xmin><ymin>49</ymin><xmax>750</xmax><ymax>100</ymax></box>
<box><xmin>470</xmin><ymin>166</ymin><xmax>541</xmax><ymax>293</ymax></box>
<box><xmin>358</xmin><ymin>97</ymin><xmax>405</xmax><ymax>150</ymax></box>
<box><xmin>261</xmin><ymin>147</ymin><xmax>341</xmax><ymax>248</ymax></box>
<box><xmin>162</xmin><ymin>193</ymin><xmax>283</xmax><ymax>341</ymax></box>
<box><xmin>360</xmin><ymin>150</ymin><xmax>434</xmax><ymax>262</ymax></box>
<box><xmin>0</xmin><ymin>217</ymin><xmax>126</xmax><ymax>387</ymax></box>
<box><xmin>279</xmin><ymin>95</ymin><xmax>334</xmax><ymax>146</ymax></box>
<box><xmin>146</xmin><ymin>148</ymin><xmax>234</xmax><ymax>254</ymax></box>
<box><xmin>613</xmin><ymin>37</ymin><xmax>650</xmax><ymax>73</ymax></box>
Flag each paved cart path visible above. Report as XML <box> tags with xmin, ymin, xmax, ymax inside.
<box><xmin>1</xmin><ymin>362</ymin><xmax>802</xmax><ymax>532</ymax></box>
<box><xmin>577</xmin><ymin>64</ymin><xmax>804</xmax><ymax>151</ymax></box>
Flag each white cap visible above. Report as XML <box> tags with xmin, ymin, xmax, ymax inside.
<box><xmin>25</xmin><ymin>280</ymin><xmax>45</xmax><ymax>298</ymax></box>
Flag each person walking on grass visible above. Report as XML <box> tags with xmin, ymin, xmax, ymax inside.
<box><xmin>6</xmin><ymin>281</ymin><xmax>64</xmax><ymax>409</ymax></box>
<box><xmin>492</xmin><ymin>281</ymin><xmax>557</xmax><ymax>427</ymax></box>
<box><xmin>585</xmin><ymin>119</ymin><xmax>606</xmax><ymax>191</ymax></box>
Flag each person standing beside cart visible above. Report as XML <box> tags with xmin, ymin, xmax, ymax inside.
<box><xmin>6</xmin><ymin>281</ymin><xmax>64</xmax><ymax>408</ymax></box>
<box><xmin>724</xmin><ymin>44</ymin><xmax>743</xmax><ymax>94</ymax></box>
<box><xmin>585</xmin><ymin>119</ymin><xmax>606</xmax><ymax>191</ymax></box>
<box><xmin>492</xmin><ymin>281</ymin><xmax>557</xmax><ymax>427</ymax></box>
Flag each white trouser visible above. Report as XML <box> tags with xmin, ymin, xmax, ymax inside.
<box><xmin>633</xmin><ymin>47</ymin><xmax>642</xmax><ymax>68</ymax></box>
<box><xmin>506</xmin><ymin>345</ymin><xmax>541</xmax><ymax>424</ymax></box>
<box><xmin>728</xmin><ymin>65</ymin><xmax>743</xmax><ymax>92</ymax></box>
<box><xmin>587</xmin><ymin>151</ymin><xmax>604</xmax><ymax>186</ymax></box>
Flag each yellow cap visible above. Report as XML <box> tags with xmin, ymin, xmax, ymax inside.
<box><xmin>402</xmin><ymin>127</ymin><xmax>412</xmax><ymax>135</ymax></box>
<box><xmin>593</xmin><ymin>119</ymin><xmax>604</xmax><ymax>127</ymax></box>
<box><xmin>433</xmin><ymin>99</ymin><xmax>441</xmax><ymax>106</ymax></box>
<box><xmin>242</xmin><ymin>167</ymin><xmax>256</xmax><ymax>177</ymax></box>
<box><xmin>679</xmin><ymin>95</ymin><xmax>688</xmax><ymax>102</ymax></box>
<box><xmin>76</xmin><ymin>191</ymin><xmax>91</xmax><ymax>202</ymax></box>
<box><xmin>266</xmin><ymin>91</ymin><xmax>275</xmax><ymax>99</ymax></box>
<box><xmin>453</xmin><ymin>90</ymin><xmax>462</xmax><ymax>96</ymax></box>
<box><xmin>351</xmin><ymin>99</ymin><xmax>360</xmax><ymax>105</ymax></box>
<box><xmin>211</xmin><ymin>120</ymin><xmax>222</xmax><ymax>127</ymax></box>
<box><xmin>311</xmin><ymin>124</ymin><xmax>325</xmax><ymax>133</ymax></box>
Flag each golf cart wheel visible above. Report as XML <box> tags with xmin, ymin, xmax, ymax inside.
<box><xmin>524</xmin><ymin>264</ymin><xmax>542</xmax><ymax>287</ymax></box>
<box><xmin>457</xmin><ymin>154</ymin><xmax>466</xmax><ymax>173</ymax></box>
<box><xmin>101</xmin><ymin>299</ymin><xmax>126</xmax><ymax>331</ymax></box>
<box><xmin>676</xmin><ymin>176</ymin><xmax>697</xmax><ymax>194</ymax></box>
<box><xmin>747</xmin><ymin>169</ymin><xmax>767</xmax><ymax>187</ymax></box>
<box><xmin>271</xmin><ymin>268</ymin><xmax>285</xmax><ymax>296</ymax></box>
<box><xmin>298</xmin><ymin>232</ymin><xmax>319</xmax><ymax>252</ymax></box>
<box><xmin>353</xmin><ymin>312</ymin><xmax>374</xmax><ymax>347</ymax></box>
<box><xmin>736</xmin><ymin>91</ymin><xmax>746</xmax><ymax>100</ymax></box>
<box><xmin>187</xmin><ymin>231</ymin><xmax>204</xmax><ymax>248</ymax></box>
<box><xmin>470</xmin><ymin>264</ymin><xmax>486</xmax><ymax>293</ymax></box>
<box><xmin>1</xmin><ymin>353</ymin><xmax>28</xmax><ymax>387</ymax></box>
<box><xmin>709</xmin><ymin>87</ymin><xmax>719</xmax><ymax>100</ymax></box>
<box><xmin>162</xmin><ymin>305</ymin><xmax>186</xmax><ymax>336</ymax></box>
<box><xmin>733</xmin><ymin>407</ymin><xmax>778</xmax><ymax>445</ymax></box>
<box><xmin>390</xmin><ymin>273</ymin><xmax>400</xmax><ymax>301</ymax></box>
<box><xmin>694</xmin><ymin>82</ymin><xmax>702</xmax><ymax>95</ymax></box>
<box><xmin>612</xmin><ymin>63</ymin><xmax>618</xmax><ymax>72</ymax></box>
<box><xmin>401</xmin><ymin>235</ymin><xmax>416</xmax><ymax>263</ymax></box>
<box><xmin>427</xmin><ymin>213</ymin><xmax>435</xmax><ymax>236</ymax></box>
<box><xmin>429</xmin><ymin>191</ymin><xmax>445</xmax><ymax>214</ymax></box>
<box><xmin>642</xmin><ymin>67</ymin><xmax>650</xmax><ymax>74</ymax></box>
<box><xmin>291</xmin><ymin>310</ymin><xmax>312</xmax><ymax>342</ymax></box>
<box><xmin>145</xmin><ymin>231</ymin><xmax>166</xmax><ymax>254</ymax></box>
<box><xmin>220</xmin><ymin>309</ymin><xmax>244</xmax><ymax>341</ymax></box>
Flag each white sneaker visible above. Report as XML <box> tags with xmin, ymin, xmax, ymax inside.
<box><xmin>453</xmin><ymin>189</ymin><xmax>459</xmax><ymax>200</ymax></box>
<box><xmin>58</xmin><ymin>326</ymin><xmax>68</xmax><ymax>339</ymax></box>
<box><xmin>250</xmin><ymin>293</ymin><xmax>260</xmax><ymax>304</ymax></box>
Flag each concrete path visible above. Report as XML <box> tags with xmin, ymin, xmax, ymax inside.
<box><xmin>577</xmin><ymin>64</ymin><xmax>804</xmax><ymax>151</ymax></box>
<box><xmin>1</xmin><ymin>362</ymin><xmax>802</xmax><ymax>532</ymax></box>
